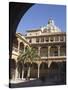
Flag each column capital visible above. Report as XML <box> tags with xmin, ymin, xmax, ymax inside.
<box><xmin>38</xmin><ymin>46</ymin><xmax>41</xmax><ymax>49</ymax></box>
<box><xmin>56</xmin><ymin>45</ymin><xmax>60</xmax><ymax>48</ymax></box>
<box><xmin>48</xmin><ymin>46</ymin><xmax>51</xmax><ymax>48</ymax></box>
<box><xmin>38</xmin><ymin>63</ymin><xmax>41</xmax><ymax>67</ymax></box>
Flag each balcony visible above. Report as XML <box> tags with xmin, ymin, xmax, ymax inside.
<box><xmin>12</xmin><ymin>47</ymin><xmax>23</xmax><ymax>55</ymax></box>
<box><xmin>31</xmin><ymin>41</ymin><xmax>65</xmax><ymax>46</ymax></box>
<box><xmin>29</xmin><ymin>35</ymin><xmax>66</xmax><ymax>45</ymax></box>
<box><xmin>12</xmin><ymin>47</ymin><xmax>19</xmax><ymax>55</ymax></box>
<box><xmin>41</xmin><ymin>56</ymin><xmax>66</xmax><ymax>60</ymax></box>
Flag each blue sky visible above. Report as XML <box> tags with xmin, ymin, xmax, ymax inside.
<box><xmin>16</xmin><ymin>3</ymin><xmax>66</xmax><ymax>34</ymax></box>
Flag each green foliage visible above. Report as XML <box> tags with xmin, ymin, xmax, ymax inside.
<box><xmin>17</xmin><ymin>46</ymin><xmax>40</xmax><ymax>64</ymax></box>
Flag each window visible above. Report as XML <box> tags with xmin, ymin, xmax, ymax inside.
<box><xmin>54</xmin><ymin>51</ymin><xmax>58</xmax><ymax>56</ymax></box>
<box><xmin>41</xmin><ymin>37</ymin><xmax>44</xmax><ymax>42</ymax></box>
<box><xmin>50</xmin><ymin>37</ymin><xmax>54</xmax><ymax>42</ymax></box>
<box><xmin>29</xmin><ymin>39</ymin><xmax>32</xmax><ymax>43</ymax></box>
<box><xmin>45</xmin><ymin>37</ymin><xmax>49</xmax><ymax>42</ymax></box>
<box><xmin>55</xmin><ymin>36</ymin><xmax>59</xmax><ymax>41</ymax></box>
<box><xmin>60</xmin><ymin>36</ymin><xmax>64</xmax><ymax>41</ymax></box>
<box><xmin>36</xmin><ymin>38</ymin><xmax>39</xmax><ymax>42</ymax></box>
<box><xmin>64</xmin><ymin>36</ymin><xmax>66</xmax><ymax>41</ymax></box>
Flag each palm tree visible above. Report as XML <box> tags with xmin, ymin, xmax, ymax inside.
<box><xmin>17</xmin><ymin>46</ymin><xmax>40</xmax><ymax>80</ymax></box>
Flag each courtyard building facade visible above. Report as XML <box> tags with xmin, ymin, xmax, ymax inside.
<box><xmin>10</xmin><ymin>19</ymin><xmax>66</xmax><ymax>82</ymax></box>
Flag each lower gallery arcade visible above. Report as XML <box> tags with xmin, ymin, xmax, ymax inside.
<box><xmin>10</xmin><ymin>44</ymin><xmax>66</xmax><ymax>80</ymax></box>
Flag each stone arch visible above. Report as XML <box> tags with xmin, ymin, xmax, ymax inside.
<box><xmin>60</xmin><ymin>45</ymin><xmax>66</xmax><ymax>56</ymax></box>
<box><xmin>40</xmin><ymin>62</ymin><xmax>48</xmax><ymax>69</ymax></box>
<box><xmin>20</xmin><ymin>42</ymin><xmax>24</xmax><ymax>51</ymax></box>
<box><xmin>24</xmin><ymin>62</ymin><xmax>31</xmax><ymax>67</ymax></box>
<box><xmin>50</xmin><ymin>62</ymin><xmax>58</xmax><ymax>70</ymax></box>
<box><xmin>40</xmin><ymin>62</ymin><xmax>48</xmax><ymax>77</ymax></box>
<box><xmin>50</xmin><ymin>46</ymin><xmax>58</xmax><ymax>56</ymax></box>
<box><xmin>24</xmin><ymin>62</ymin><xmax>31</xmax><ymax>78</ymax></box>
<box><xmin>40</xmin><ymin>47</ymin><xmax>48</xmax><ymax>57</ymax></box>
<box><xmin>62</xmin><ymin>61</ymin><xmax>66</xmax><ymax>72</ymax></box>
<box><xmin>58</xmin><ymin>61</ymin><xmax>66</xmax><ymax>82</ymax></box>
<box><xmin>9</xmin><ymin>2</ymin><xmax>34</xmax><ymax>59</ymax></box>
<box><xmin>57</xmin><ymin>61</ymin><xmax>66</xmax><ymax>72</ymax></box>
<box><xmin>31</xmin><ymin>62</ymin><xmax>38</xmax><ymax>78</ymax></box>
<box><xmin>9</xmin><ymin>59</ymin><xmax>16</xmax><ymax>79</ymax></box>
<box><xmin>49</xmin><ymin>61</ymin><xmax>66</xmax><ymax>80</ymax></box>
<box><xmin>48</xmin><ymin>62</ymin><xmax>59</xmax><ymax>78</ymax></box>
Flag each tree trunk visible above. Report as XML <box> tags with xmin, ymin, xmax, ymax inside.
<box><xmin>15</xmin><ymin>67</ymin><xmax>18</xmax><ymax>80</ymax></box>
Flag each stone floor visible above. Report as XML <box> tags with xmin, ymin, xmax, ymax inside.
<box><xmin>9</xmin><ymin>76</ymin><xmax>66</xmax><ymax>88</ymax></box>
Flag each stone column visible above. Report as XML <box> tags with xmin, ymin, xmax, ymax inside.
<box><xmin>17</xmin><ymin>39</ymin><xmax>21</xmax><ymax>53</ymax></box>
<box><xmin>54</xmin><ymin>36</ymin><xmax>55</xmax><ymax>42</ymax></box>
<box><xmin>49</xmin><ymin>37</ymin><xmax>50</xmax><ymax>42</ymax></box>
<box><xmin>39</xmin><ymin>38</ymin><xmax>41</xmax><ymax>43</ymax></box>
<box><xmin>59</xmin><ymin>36</ymin><xmax>60</xmax><ymax>42</ymax></box>
<box><xmin>15</xmin><ymin>67</ymin><xmax>18</xmax><ymax>80</ymax></box>
<box><xmin>44</xmin><ymin>37</ymin><xmax>46</xmax><ymax>42</ymax></box>
<box><xmin>38</xmin><ymin>64</ymin><xmax>40</xmax><ymax>78</ymax></box>
<box><xmin>22</xmin><ymin>69</ymin><xmax>24</xmax><ymax>79</ymax></box>
<box><xmin>58</xmin><ymin>46</ymin><xmax>60</xmax><ymax>56</ymax></box>
<box><xmin>48</xmin><ymin>46</ymin><xmax>51</xmax><ymax>68</ymax></box>
<box><xmin>38</xmin><ymin>46</ymin><xmax>41</xmax><ymax>56</ymax></box>
<box><xmin>23</xmin><ymin>44</ymin><xmax>26</xmax><ymax>53</ymax></box>
<box><xmin>48</xmin><ymin>46</ymin><xmax>51</xmax><ymax>57</ymax></box>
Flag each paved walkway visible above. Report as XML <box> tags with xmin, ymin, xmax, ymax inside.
<box><xmin>9</xmin><ymin>77</ymin><xmax>66</xmax><ymax>88</ymax></box>
<box><xmin>10</xmin><ymin>78</ymin><xmax>36</xmax><ymax>84</ymax></box>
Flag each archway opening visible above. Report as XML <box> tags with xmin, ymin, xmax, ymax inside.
<box><xmin>49</xmin><ymin>62</ymin><xmax>59</xmax><ymax>78</ymax></box>
<box><xmin>60</xmin><ymin>46</ymin><xmax>66</xmax><ymax>56</ymax></box>
<box><xmin>40</xmin><ymin>47</ymin><xmax>48</xmax><ymax>57</ymax></box>
<box><xmin>50</xmin><ymin>46</ymin><xmax>58</xmax><ymax>56</ymax></box>
<box><xmin>40</xmin><ymin>62</ymin><xmax>48</xmax><ymax>77</ymax></box>
<box><xmin>24</xmin><ymin>62</ymin><xmax>31</xmax><ymax>78</ymax></box>
<box><xmin>30</xmin><ymin>63</ymin><xmax>38</xmax><ymax>78</ymax></box>
<box><xmin>20</xmin><ymin>42</ymin><xmax>24</xmax><ymax>52</ymax></box>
